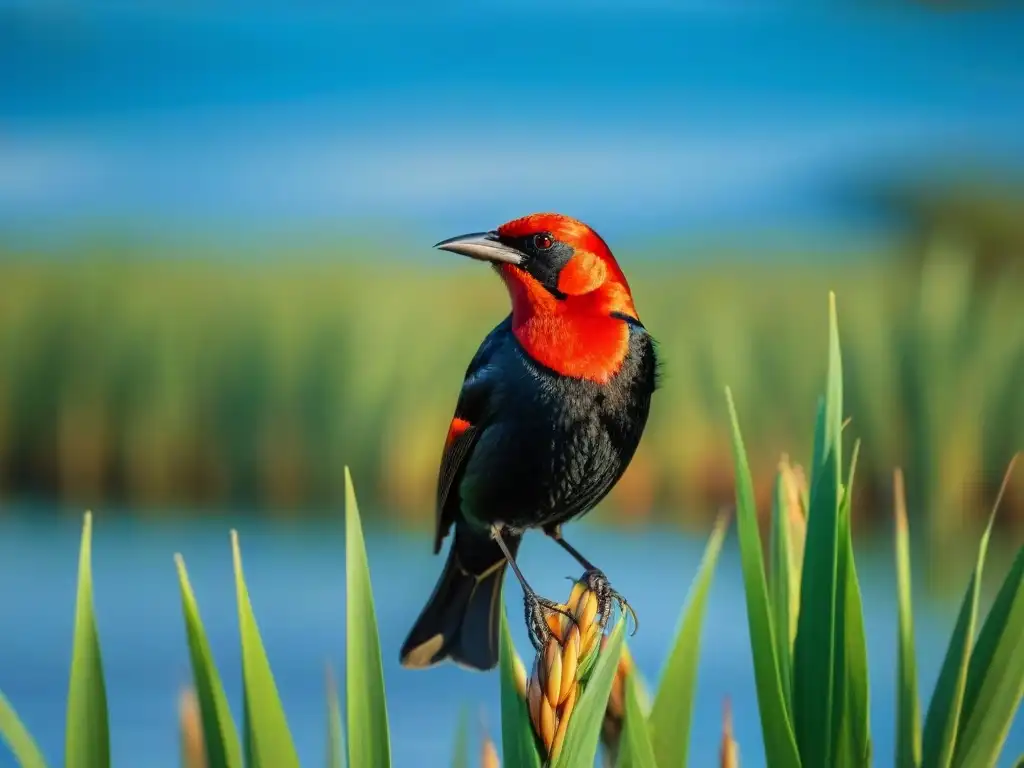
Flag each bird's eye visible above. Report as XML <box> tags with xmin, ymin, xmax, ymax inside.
<box><xmin>533</xmin><ymin>234</ymin><xmax>554</xmax><ymax>251</ymax></box>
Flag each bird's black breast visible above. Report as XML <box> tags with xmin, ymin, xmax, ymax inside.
<box><xmin>458</xmin><ymin>316</ymin><xmax>657</xmax><ymax>532</ymax></box>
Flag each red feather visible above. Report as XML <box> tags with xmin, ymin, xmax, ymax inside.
<box><xmin>445</xmin><ymin>416</ymin><xmax>471</xmax><ymax>448</ymax></box>
<box><xmin>494</xmin><ymin>213</ymin><xmax>639</xmax><ymax>383</ymax></box>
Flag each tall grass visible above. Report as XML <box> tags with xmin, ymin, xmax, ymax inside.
<box><xmin>1</xmin><ymin>243</ymin><xmax>1022</xmax><ymax>548</ymax></box>
<box><xmin>0</xmin><ymin>292</ymin><xmax>1020</xmax><ymax>767</ymax></box>
<box><xmin>726</xmin><ymin>293</ymin><xmax>1023</xmax><ymax>768</ymax></box>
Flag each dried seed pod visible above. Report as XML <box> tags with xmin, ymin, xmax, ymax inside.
<box><xmin>557</xmin><ymin>627</ymin><xmax>580</xmax><ymax>705</ymax></box>
<box><xmin>543</xmin><ymin>641</ymin><xmax>564</xmax><ymax>706</ymax></box>
<box><xmin>517</xmin><ymin>576</ymin><xmax>612</xmax><ymax>762</ymax></box>
<box><xmin>720</xmin><ymin>696</ymin><xmax>741</xmax><ymax>768</ymax></box>
<box><xmin>550</xmin><ymin>682</ymin><xmax>578</xmax><ymax>759</ymax></box>
<box><xmin>178</xmin><ymin>685</ymin><xmax>206</xmax><ymax>768</ymax></box>
<box><xmin>479</xmin><ymin>712</ymin><xmax>501</xmax><ymax>768</ymax></box>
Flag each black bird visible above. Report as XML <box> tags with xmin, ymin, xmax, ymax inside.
<box><xmin>399</xmin><ymin>213</ymin><xmax>658</xmax><ymax>671</ymax></box>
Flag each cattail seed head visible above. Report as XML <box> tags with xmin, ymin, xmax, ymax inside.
<box><xmin>481</xmin><ymin>735</ymin><xmax>500</xmax><ymax>768</ymax></box>
<box><xmin>178</xmin><ymin>685</ymin><xmax>207</xmax><ymax>768</ymax></box>
<box><xmin>720</xmin><ymin>696</ymin><xmax>740</xmax><ymax>768</ymax></box>
<box><xmin>521</xmin><ymin>576</ymin><xmax>609</xmax><ymax>762</ymax></box>
<box><xmin>479</xmin><ymin>712</ymin><xmax>501</xmax><ymax>768</ymax></box>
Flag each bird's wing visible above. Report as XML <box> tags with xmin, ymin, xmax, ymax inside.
<box><xmin>433</xmin><ymin>316</ymin><xmax>511</xmax><ymax>553</ymax></box>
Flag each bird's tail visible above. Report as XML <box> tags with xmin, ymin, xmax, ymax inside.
<box><xmin>399</xmin><ymin>527</ymin><xmax>519</xmax><ymax>671</ymax></box>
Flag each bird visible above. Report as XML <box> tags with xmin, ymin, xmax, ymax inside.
<box><xmin>399</xmin><ymin>212</ymin><xmax>659</xmax><ymax>672</ymax></box>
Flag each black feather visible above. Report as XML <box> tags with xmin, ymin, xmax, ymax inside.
<box><xmin>402</xmin><ymin>310</ymin><xmax>658</xmax><ymax>670</ymax></box>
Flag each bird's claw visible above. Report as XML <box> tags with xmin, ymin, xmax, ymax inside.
<box><xmin>582</xmin><ymin>568</ymin><xmax>638</xmax><ymax>636</ymax></box>
<box><xmin>524</xmin><ymin>592</ymin><xmax>578</xmax><ymax>653</ymax></box>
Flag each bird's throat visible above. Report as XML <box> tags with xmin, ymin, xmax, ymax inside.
<box><xmin>501</xmin><ymin>267</ymin><xmax>635</xmax><ymax>384</ymax></box>
<box><xmin>513</xmin><ymin>312</ymin><xmax>631</xmax><ymax>384</ymax></box>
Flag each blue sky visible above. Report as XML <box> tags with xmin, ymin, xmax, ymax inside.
<box><xmin>2</xmin><ymin>3</ymin><xmax>1023</xmax><ymax>248</ymax></box>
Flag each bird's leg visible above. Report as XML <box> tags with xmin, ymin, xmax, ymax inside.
<box><xmin>490</xmin><ymin>525</ymin><xmax>577</xmax><ymax>653</ymax></box>
<box><xmin>545</xmin><ymin>525</ymin><xmax>638</xmax><ymax>635</ymax></box>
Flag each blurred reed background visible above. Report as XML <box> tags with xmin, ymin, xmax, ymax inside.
<box><xmin>1</xmin><ymin>222</ymin><xmax>1023</xmax><ymax>547</ymax></box>
<box><xmin>1</xmin><ymin>2</ymin><xmax>1023</xmax><ymax>766</ymax></box>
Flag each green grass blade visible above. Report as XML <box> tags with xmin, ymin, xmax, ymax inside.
<box><xmin>952</xmin><ymin>544</ymin><xmax>1024</xmax><ymax>767</ymax></box>
<box><xmin>725</xmin><ymin>388</ymin><xmax>801</xmax><ymax>768</ymax></box>
<box><xmin>809</xmin><ymin>292</ymin><xmax>844</xmax><ymax>476</ymax></box>
<box><xmin>326</xmin><ymin>663</ymin><xmax>345</xmax><ymax>768</ymax></box>
<box><xmin>831</xmin><ymin>513</ymin><xmax>850</xmax><ymax>766</ymax></box>
<box><xmin>809</xmin><ymin>293</ymin><xmax>843</xmax><ymax>478</ymax></box>
<box><xmin>793</xmin><ymin>294</ymin><xmax>844</xmax><ymax>767</ymax></box>
<box><xmin>552</xmin><ymin>619</ymin><xmax>626</xmax><ymax>768</ymax></box>
<box><xmin>769</xmin><ymin>460</ymin><xmax>802</xmax><ymax>713</ymax></box>
<box><xmin>231</xmin><ymin>530</ymin><xmax>300</xmax><ymax>768</ymax></box>
<box><xmin>824</xmin><ymin>293</ymin><xmax>843</xmax><ymax>471</ymax></box>
<box><xmin>832</xmin><ymin>441</ymin><xmax>871</xmax><ymax>767</ymax></box>
<box><xmin>790</xmin><ymin>444</ymin><xmax>839</xmax><ymax>765</ymax></box>
<box><xmin>615</xmin><ymin>673</ymin><xmax>657</xmax><ymax>768</ymax></box>
<box><xmin>450</xmin><ymin>706</ymin><xmax>468</xmax><ymax>768</ymax></box>
<box><xmin>893</xmin><ymin>469</ymin><xmax>922</xmax><ymax>768</ymax></box>
<box><xmin>0</xmin><ymin>690</ymin><xmax>47</xmax><ymax>768</ymax></box>
<box><xmin>175</xmin><ymin>555</ymin><xmax>243</xmax><ymax>768</ymax></box>
<box><xmin>920</xmin><ymin>508</ymin><xmax>992</xmax><ymax>768</ymax></box>
<box><xmin>953</xmin><ymin>456</ymin><xmax>1024</xmax><ymax>767</ymax></box>
<box><xmin>810</xmin><ymin>395</ymin><xmax>827</xmax><ymax>491</ymax></box>
<box><xmin>648</xmin><ymin>511</ymin><xmax>729</xmax><ymax>766</ymax></box>
<box><xmin>65</xmin><ymin>511</ymin><xmax>110</xmax><ymax>768</ymax></box>
<box><xmin>720</xmin><ymin>698</ymin><xmax>741</xmax><ymax>768</ymax></box>
<box><xmin>343</xmin><ymin>467</ymin><xmax>392</xmax><ymax>768</ymax></box>
<box><xmin>498</xmin><ymin>610</ymin><xmax>542</xmax><ymax>768</ymax></box>
<box><xmin>843</xmin><ymin>511</ymin><xmax>871</xmax><ymax>768</ymax></box>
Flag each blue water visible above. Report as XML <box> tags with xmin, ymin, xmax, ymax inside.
<box><xmin>3</xmin><ymin>5</ymin><xmax>1024</xmax><ymax>244</ymax></box>
<box><xmin>0</xmin><ymin>512</ymin><xmax>1021</xmax><ymax>767</ymax></box>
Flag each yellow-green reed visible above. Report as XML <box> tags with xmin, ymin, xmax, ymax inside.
<box><xmin>0</xmin><ymin>243</ymin><xmax>1021</xmax><ymax>559</ymax></box>
<box><xmin>0</xmin><ymin>293</ymin><xmax>1020</xmax><ymax>768</ymax></box>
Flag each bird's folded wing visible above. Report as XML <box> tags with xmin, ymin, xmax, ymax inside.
<box><xmin>433</xmin><ymin>418</ymin><xmax>478</xmax><ymax>550</ymax></box>
<box><xmin>431</xmin><ymin>317</ymin><xmax>511</xmax><ymax>553</ymax></box>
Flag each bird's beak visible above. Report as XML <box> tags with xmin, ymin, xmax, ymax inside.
<box><xmin>434</xmin><ymin>231</ymin><xmax>524</xmax><ymax>266</ymax></box>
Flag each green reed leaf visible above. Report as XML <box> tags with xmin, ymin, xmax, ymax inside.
<box><xmin>0</xmin><ymin>689</ymin><xmax>47</xmax><ymax>768</ymax></box>
<box><xmin>832</xmin><ymin>441</ymin><xmax>871</xmax><ymax>767</ymax></box>
<box><xmin>769</xmin><ymin>459</ymin><xmax>804</xmax><ymax>713</ymax></box>
<box><xmin>498</xmin><ymin>610</ymin><xmax>542</xmax><ymax>768</ymax></box>
<box><xmin>552</xmin><ymin>619</ymin><xmax>626</xmax><ymax>768</ymax></box>
<box><xmin>175</xmin><ymin>554</ymin><xmax>242</xmax><ymax>768</ymax></box>
<box><xmin>344</xmin><ymin>467</ymin><xmax>392</xmax><ymax>768</ymax></box>
<box><xmin>952</xmin><ymin>544</ymin><xmax>1024</xmax><ymax>767</ymax></box>
<box><xmin>952</xmin><ymin>455</ymin><xmax>1024</xmax><ymax>767</ymax></box>
<box><xmin>450</xmin><ymin>706</ymin><xmax>469</xmax><ymax>768</ymax></box>
<box><xmin>232</xmin><ymin>530</ymin><xmax>300</xmax><ymax>768</ymax></box>
<box><xmin>893</xmin><ymin>469</ymin><xmax>922</xmax><ymax>768</ymax></box>
<box><xmin>616</xmin><ymin>673</ymin><xmax>657</xmax><ymax>768</ymax></box>
<box><xmin>65</xmin><ymin>511</ymin><xmax>110</xmax><ymax>768</ymax></box>
<box><xmin>809</xmin><ymin>293</ymin><xmax>843</xmax><ymax>482</ymax></box>
<box><xmin>794</xmin><ymin>467</ymin><xmax>840</xmax><ymax>762</ymax></box>
<box><xmin>725</xmin><ymin>388</ymin><xmax>801</xmax><ymax>768</ymax></box>
<box><xmin>920</xmin><ymin>512</ymin><xmax>991</xmax><ymax>768</ymax></box>
<box><xmin>326</xmin><ymin>662</ymin><xmax>345</xmax><ymax>768</ymax></box>
<box><xmin>648</xmin><ymin>510</ymin><xmax>729</xmax><ymax>766</ymax></box>
<box><xmin>793</xmin><ymin>294</ymin><xmax>844</xmax><ymax>768</ymax></box>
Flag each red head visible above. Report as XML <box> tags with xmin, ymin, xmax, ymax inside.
<box><xmin>435</xmin><ymin>213</ymin><xmax>641</xmax><ymax>382</ymax></box>
<box><xmin>434</xmin><ymin>212</ymin><xmax>638</xmax><ymax>323</ymax></box>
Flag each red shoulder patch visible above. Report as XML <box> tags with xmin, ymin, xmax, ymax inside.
<box><xmin>445</xmin><ymin>417</ymin><xmax>472</xmax><ymax>448</ymax></box>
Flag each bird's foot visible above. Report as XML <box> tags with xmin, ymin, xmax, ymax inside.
<box><xmin>524</xmin><ymin>592</ymin><xmax>578</xmax><ymax>653</ymax></box>
<box><xmin>582</xmin><ymin>568</ymin><xmax>638</xmax><ymax>635</ymax></box>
